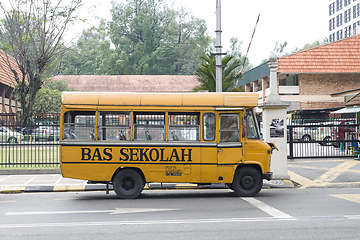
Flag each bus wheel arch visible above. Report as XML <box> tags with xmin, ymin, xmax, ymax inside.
<box><xmin>112</xmin><ymin>167</ymin><xmax>146</xmax><ymax>199</ymax></box>
<box><xmin>231</xmin><ymin>165</ymin><xmax>263</xmax><ymax>197</ymax></box>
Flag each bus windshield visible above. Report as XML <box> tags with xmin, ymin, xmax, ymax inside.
<box><xmin>246</xmin><ymin>109</ymin><xmax>260</xmax><ymax>140</ymax></box>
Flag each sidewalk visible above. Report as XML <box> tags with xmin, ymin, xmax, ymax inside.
<box><xmin>0</xmin><ymin>173</ymin><xmax>294</xmax><ymax>194</ymax></box>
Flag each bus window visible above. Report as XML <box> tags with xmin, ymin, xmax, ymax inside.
<box><xmin>168</xmin><ymin>113</ymin><xmax>200</xmax><ymax>141</ymax></box>
<box><xmin>63</xmin><ymin>111</ymin><xmax>96</xmax><ymax>140</ymax></box>
<box><xmin>219</xmin><ymin>114</ymin><xmax>239</xmax><ymax>142</ymax></box>
<box><xmin>246</xmin><ymin>109</ymin><xmax>260</xmax><ymax>140</ymax></box>
<box><xmin>99</xmin><ymin>112</ymin><xmax>130</xmax><ymax>141</ymax></box>
<box><xmin>203</xmin><ymin>113</ymin><xmax>215</xmax><ymax>141</ymax></box>
<box><xmin>133</xmin><ymin>112</ymin><xmax>165</xmax><ymax>141</ymax></box>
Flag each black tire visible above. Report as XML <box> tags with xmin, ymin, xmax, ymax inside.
<box><xmin>322</xmin><ymin>136</ymin><xmax>331</xmax><ymax>146</ymax></box>
<box><xmin>232</xmin><ymin>167</ymin><xmax>262</xmax><ymax>197</ymax></box>
<box><xmin>113</xmin><ymin>169</ymin><xmax>144</xmax><ymax>199</ymax></box>
<box><xmin>302</xmin><ymin>135</ymin><xmax>311</xmax><ymax>141</ymax></box>
<box><xmin>8</xmin><ymin>137</ymin><xmax>17</xmax><ymax>144</ymax></box>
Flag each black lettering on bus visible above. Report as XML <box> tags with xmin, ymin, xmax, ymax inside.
<box><xmin>139</xmin><ymin>148</ymin><xmax>149</xmax><ymax>161</ymax></box>
<box><xmin>181</xmin><ymin>149</ymin><xmax>192</xmax><ymax>162</ymax></box>
<box><xmin>81</xmin><ymin>148</ymin><xmax>91</xmax><ymax>161</ymax></box>
<box><xmin>160</xmin><ymin>148</ymin><xmax>169</xmax><ymax>161</ymax></box>
<box><xmin>91</xmin><ymin>148</ymin><xmax>102</xmax><ymax>161</ymax></box>
<box><xmin>149</xmin><ymin>149</ymin><xmax>159</xmax><ymax>161</ymax></box>
<box><xmin>119</xmin><ymin>148</ymin><xmax>129</xmax><ymax>161</ymax></box>
<box><xmin>170</xmin><ymin>149</ymin><xmax>180</xmax><ymax>161</ymax></box>
<box><xmin>129</xmin><ymin>148</ymin><xmax>139</xmax><ymax>161</ymax></box>
<box><xmin>103</xmin><ymin>148</ymin><xmax>113</xmax><ymax>161</ymax></box>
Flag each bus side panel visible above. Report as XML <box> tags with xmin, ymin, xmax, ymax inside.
<box><xmin>200</xmin><ymin>147</ymin><xmax>218</xmax><ymax>183</ymax></box>
<box><xmin>60</xmin><ymin>145</ymin><xmax>201</xmax><ymax>183</ymax></box>
<box><xmin>243</xmin><ymin>141</ymin><xmax>272</xmax><ymax>174</ymax></box>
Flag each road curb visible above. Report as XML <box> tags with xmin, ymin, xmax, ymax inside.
<box><xmin>0</xmin><ymin>180</ymin><xmax>295</xmax><ymax>194</ymax></box>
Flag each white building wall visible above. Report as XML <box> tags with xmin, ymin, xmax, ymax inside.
<box><xmin>328</xmin><ymin>0</ymin><xmax>360</xmax><ymax>42</ymax></box>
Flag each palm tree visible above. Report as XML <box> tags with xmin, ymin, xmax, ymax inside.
<box><xmin>192</xmin><ymin>53</ymin><xmax>244</xmax><ymax>92</ymax></box>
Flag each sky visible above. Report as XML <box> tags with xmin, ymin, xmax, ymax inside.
<box><xmin>77</xmin><ymin>0</ymin><xmax>329</xmax><ymax>67</ymax></box>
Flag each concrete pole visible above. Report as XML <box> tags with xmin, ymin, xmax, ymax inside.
<box><xmin>215</xmin><ymin>0</ymin><xmax>222</xmax><ymax>92</ymax></box>
<box><xmin>258</xmin><ymin>54</ymin><xmax>290</xmax><ymax>179</ymax></box>
<box><xmin>268</xmin><ymin>54</ymin><xmax>278</xmax><ymax>96</ymax></box>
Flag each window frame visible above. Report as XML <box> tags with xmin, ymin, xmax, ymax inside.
<box><xmin>203</xmin><ymin>112</ymin><xmax>216</xmax><ymax>141</ymax></box>
<box><xmin>167</xmin><ymin>112</ymin><xmax>200</xmax><ymax>142</ymax></box>
<box><xmin>219</xmin><ymin>114</ymin><xmax>240</xmax><ymax>143</ymax></box>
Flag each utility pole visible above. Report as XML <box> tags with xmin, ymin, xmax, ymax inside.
<box><xmin>215</xmin><ymin>0</ymin><xmax>223</xmax><ymax>92</ymax></box>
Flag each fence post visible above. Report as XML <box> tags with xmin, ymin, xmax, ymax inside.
<box><xmin>288</xmin><ymin>125</ymin><xmax>294</xmax><ymax>159</ymax></box>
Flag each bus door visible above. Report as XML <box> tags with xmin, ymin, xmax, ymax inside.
<box><xmin>217</xmin><ymin>113</ymin><xmax>243</xmax><ymax>165</ymax></box>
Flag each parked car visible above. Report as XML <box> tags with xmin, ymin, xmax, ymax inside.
<box><xmin>315</xmin><ymin>121</ymin><xmax>339</xmax><ymax>146</ymax></box>
<box><xmin>292</xmin><ymin>124</ymin><xmax>318</xmax><ymax>141</ymax></box>
<box><xmin>331</xmin><ymin>119</ymin><xmax>356</xmax><ymax>147</ymax></box>
<box><xmin>0</xmin><ymin>126</ymin><xmax>23</xmax><ymax>143</ymax></box>
<box><xmin>31</xmin><ymin>125</ymin><xmax>60</xmax><ymax>141</ymax></box>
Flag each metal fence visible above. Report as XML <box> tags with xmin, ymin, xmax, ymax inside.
<box><xmin>0</xmin><ymin>113</ymin><xmax>60</xmax><ymax>169</ymax></box>
<box><xmin>287</xmin><ymin>119</ymin><xmax>359</xmax><ymax>159</ymax></box>
<box><xmin>2</xmin><ymin>113</ymin><xmax>359</xmax><ymax>168</ymax></box>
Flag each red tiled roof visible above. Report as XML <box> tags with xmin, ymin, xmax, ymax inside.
<box><xmin>278</xmin><ymin>34</ymin><xmax>360</xmax><ymax>73</ymax></box>
<box><xmin>52</xmin><ymin>75</ymin><xmax>200</xmax><ymax>92</ymax></box>
<box><xmin>0</xmin><ymin>50</ymin><xmax>21</xmax><ymax>88</ymax></box>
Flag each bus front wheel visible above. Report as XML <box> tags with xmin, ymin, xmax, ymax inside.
<box><xmin>113</xmin><ymin>169</ymin><xmax>144</xmax><ymax>199</ymax></box>
<box><xmin>232</xmin><ymin>167</ymin><xmax>262</xmax><ymax>197</ymax></box>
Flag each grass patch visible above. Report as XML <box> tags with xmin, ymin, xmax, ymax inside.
<box><xmin>0</xmin><ymin>144</ymin><xmax>59</xmax><ymax>169</ymax></box>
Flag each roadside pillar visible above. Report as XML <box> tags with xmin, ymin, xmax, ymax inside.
<box><xmin>258</xmin><ymin>54</ymin><xmax>290</xmax><ymax>179</ymax></box>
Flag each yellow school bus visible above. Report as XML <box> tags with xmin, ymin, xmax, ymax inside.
<box><xmin>60</xmin><ymin>92</ymin><xmax>276</xmax><ymax>199</ymax></box>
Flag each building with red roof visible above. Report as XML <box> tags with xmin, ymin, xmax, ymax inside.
<box><xmin>239</xmin><ymin>34</ymin><xmax>360</xmax><ymax>117</ymax></box>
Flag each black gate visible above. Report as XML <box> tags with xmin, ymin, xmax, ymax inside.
<box><xmin>0</xmin><ymin>113</ymin><xmax>60</xmax><ymax>169</ymax></box>
<box><xmin>287</xmin><ymin>120</ymin><xmax>359</xmax><ymax>159</ymax></box>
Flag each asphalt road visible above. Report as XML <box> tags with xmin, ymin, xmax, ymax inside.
<box><xmin>1</xmin><ymin>188</ymin><xmax>360</xmax><ymax>240</ymax></box>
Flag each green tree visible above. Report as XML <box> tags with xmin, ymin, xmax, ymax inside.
<box><xmin>271</xmin><ymin>41</ymin><xmax>288</xmax><ymax>57</ymax></box>
<box><xmin>33</xmin><ymin>80</ymin><xmax>76</xmax><ymax>115</ymax></box>
<box><xmin>108</xmin><ymin>0</ymin><xmax>211</xmax><ymax>75</ymax></box>
<box><xmin>292</xmin><ymin>38</ymin><xmax>329</xmax><ymax>53</ymax></box>
<box><xmin>192</xmin><ymin>53</ymin><xmax>243</xmax><ymax>92</ymax></box>
<box><xmin>228</xmin><ymin>37</ymin><xmax>253</xmax><ymax>73</ymax></box>
<box><xmin>0</xmin><ymin>0</ymin><xmax>82</xmax><ymax>124</ymax></box>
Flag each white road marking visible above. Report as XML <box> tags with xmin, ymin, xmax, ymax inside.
<box><xmin>5</xmin><ymin>208</ymin><xmax>178</xmax><ymax>216</ymax></box>
<box><xmin>242</xmin><ymin>197</ymin><xmax>295</xmax><ymax>219</ymax></box>
<box><xmin>0</xmin><ymin>217</ymin><xmax>295</xmax><ymax>229</ymax></box>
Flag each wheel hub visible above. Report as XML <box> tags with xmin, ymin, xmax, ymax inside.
<box><xmin>122</xmin><ymin>177</ymin><xmax>135</xmax><ymax>190</ymax></box>
<box><xmin>241</xmin><ymin>175</ymin><xmax>255</xmax><ymax>189</ymax></box>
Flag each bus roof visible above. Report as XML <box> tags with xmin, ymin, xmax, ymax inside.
<box><xmin>61</xmin><ymin>92</ymin><xmax>259</xmax><ymax>108</ymax></box>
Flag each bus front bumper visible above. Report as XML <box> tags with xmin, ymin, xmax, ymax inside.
<box><xmin>262</xmin><ymin>172</ymin><xmax>273</xmax><ymax>181</ymax></box>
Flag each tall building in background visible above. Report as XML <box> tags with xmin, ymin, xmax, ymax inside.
<box><xmin>328</xmin><ymin>0</ymin><xmax>360</xmax><ymax>42</ymax></box>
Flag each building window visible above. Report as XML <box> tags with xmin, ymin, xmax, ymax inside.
<box><xmin>354</xmin><ymin>4</ymin><xmax>360</xmax><ymax>18</ymax></box>
<box><xmin>279</xmin><ymin>75</ymin><xmax>299</xmax><ymax>86</ymax></box>
<box><xmin>353</xmin><ymin>20</ymin><xmax>360</xmax><ymax>35</ymax></box>
<box><xmin>337</xmin><ymin>0</ymin><xmax>343</xmax><ymax>11</ymax></box>
<box><xmin>345</xmin><ymin>0</ymin><xmax>351</xmax><ymax>6</ymax></box>
<box><xmin>344</xmin><ymin>25</ymin><xmax>351</xmax><ymax>37</ymax></box>
<box><xmin>329</xmin><ymin>18</ymin><xmax>335</xmax><ymax>30</ymax></box>
<box><xmin>345</xmin><ymin>9</ymin><xmax>351</xmax><ymax>22</ymax></box>
<box><xmin>337</xmin><ymin>13</ymin><xmax>343</xmax><ymax>27</ymax></box>
<box><xmin>329</xmin><ymin>2</ymin><xmax>335</xmax><ymax>15</ymax></box>
<box><xmin>329</xmin><ymin>33</ymin><xmax>336</xmax><ymax>42</ymax></box>
<box><xmin>337</xmin><ymin>29</ymin><xmax>343</xmax><ymax>40</ymax></box>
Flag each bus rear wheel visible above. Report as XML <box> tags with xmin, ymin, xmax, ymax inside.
<box><xmin>232</xmin><ymin>167</ymin><xmax>262</xmax><ymax>197</ymax></box>
<box><xmin>113</xmin><ymin>169</ymin><xmax>144</xmax><ymax>199</ymax></box>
